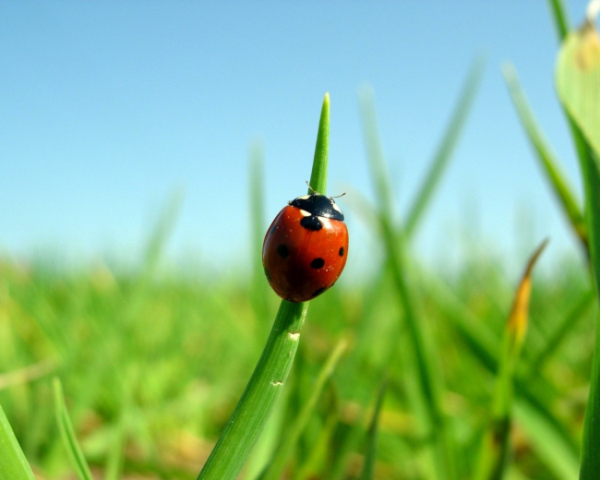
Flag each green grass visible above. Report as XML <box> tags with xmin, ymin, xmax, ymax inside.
<box><xmin>2</xmin><ymin>3</ymin><xmax>600</xmax><ymax>479</ymax></box>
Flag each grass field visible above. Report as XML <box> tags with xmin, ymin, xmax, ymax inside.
<box><xmin>3</xmin><ymin>2</ymin><xmax>600</xmax><ymax>479</ymax></box>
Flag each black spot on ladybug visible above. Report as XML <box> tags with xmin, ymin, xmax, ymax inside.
<box><xmin>300</xmin><ymin>215</ymin><xmax>323</xmax><ymax>231</ymax></box>
<box><xmin>311</xmin><ymin>258</ymin><xmax>325</xmax><ymax>269</ymax></box>
<box><xmin>311</xmin><ymin>287</ymin><xmax>326</xmax><ymax>298</ymax></box>
<box><xmin>339</xmin><ymin>247</ymin><xmax>345</xmax><ymax>256</ymax></box>
<box><xmin>264</xmin><ymin>267</ymin><xmax>272</xmax><ymax>281</ymax></box>
<box><xmin>277</xmin><ymin>244</ymin><xmax>289</xmax><ymax>259</ymax></box>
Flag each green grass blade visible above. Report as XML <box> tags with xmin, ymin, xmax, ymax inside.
<box><xmin>197</xmin><ymin>301</ymin><xmax>308</xmax><ymax>479</ymax></box>
<box><xmin>503</xmin><ymin>63</ymin><xmax>588</xmax><ymax>250</ymax></box>
<box><xmin>359</xmin><ymin>90</ymin><xmax>455</xmax><ymax>480</ymax></box>
<box><xmin>309</xmin><ymin>92</ymin><xmax>330</xmax><ymax>195</ymax></box>
<box><xmin>258</xmin><ymin>339</ymin><xmax>347</xmax><ymax>480</ymax></box>
<box><xmin>556</xmin><ymin>18</ymin><xmax>600</xmax><ymax>479</ymax></box>
<box><xmin>360</xmin><ymin>377</ymin><xmax>387</xmax><ymax>480</ymax></box>
<box><xmin>546</xmin><ymin>0</ymin><xmax>571</xmax><ymax>42</ymax></box>
<box><xmin>53</xmin><ymin>378</ymin><xmax>93</xmax><ymax>480</ymax></box>
<box><xmin>0</xmin><ymin>401</ymin><xmax>35</xmax><ymax>480</ymax></box>
<box><xmin>405</xmin><ymin>57</ymin><xmax>485</xmax><ymax>237</ymax></box>
<box><xmin>197</xmin><ymin>94</ymin><xmax>330</xmax><ymax>480</ymax></box>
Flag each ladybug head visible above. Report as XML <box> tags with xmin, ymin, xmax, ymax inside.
<box><xmin>289</xmin><ymin>194</ymin><xmax>344</xmax><ymax>221</ymax></box>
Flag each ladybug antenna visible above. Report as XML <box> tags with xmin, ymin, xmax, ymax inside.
<box><xmin>305</xmin><ymin>181</ymin><xmax>320</xmax><ymax>195</ymax></box>
<box><xmin>330</xmin><ymin>192</ymin><xmax>346</xmax><ymax>199</ymax></box>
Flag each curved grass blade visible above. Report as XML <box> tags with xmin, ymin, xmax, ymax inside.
<box><xmin>197</xmin><ymin>94</ymin><xmax>330</xmax><ymax>480</ymax></box>
<box><xmin>258</xmin><ymin>339</ymin><xmax>347</xmax><ymax>480</ymax></box>
<box><xmin>405</xmin><ymin>57</ymin><xmax>485</xmax><ymax>237</ymax></box>
<box><xmin>474</xmin><ymin>240</ymin><xmax>548</xmax><ymax>480</ymax></box>
<box><xmin>503</xmin><ymin>64</ymin><xmax>588</xmax><ymax>252</ymax></box>
<box><xmin>0</xmin><ymin>402</ymin><xmax>35</xmax><ymax>480</ymax></box>
<box><xmin>53</xmin><ymin>378</ymin><xmax>93</xmax><ymax>480</ymax></box>
<box><xmin>556</xmin><ymin>14</ymin><xmax>600</xmax><ymax>479</ymax></box>
<box><xmin>360</xmin><ymin>377</ymin><xmax>388</xmax><ymax>480</ymax></box>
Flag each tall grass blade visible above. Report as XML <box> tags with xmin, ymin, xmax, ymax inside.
<box><xmin>556</xmin><ymin>14</ymin><xmax>600</xmax><ymax>479</ymax></box>
<box><xmin>547</xmin><ymin>0</ymin><xmax>571</xmax><ymax>41</ymax></box>
<box><xmin>503</xmin><ymin>64</ymin><xmax>588</xmax><ymax>251</ymax></box>
<box><xmin>0</xmin><ymin>401</ymin><xmax>35</xmax><ymax>480</ymax></box>
<box><xmin>53</xmin><ymin>378</ymin><xmax>93</xmax><ymax>480</ymax></box>
<box><xmin>474</xmin><ymin>240</ymin><xmax>547</xmax><ymax>480</ymax></box>
<box><xmin>359</xmin><ymin>89</ymin><xmax>455</xmax><ymax>480</ymax></box>
<box><xmin>360</xmin><ymin>377</ymin><xmax>387</xmax><ymax>480</ymax></box>
<box><xmin>405</xmin><ymin>57</ymin><xmax>485</xmax><ymax>237</ymax></box>
<box><xmin>258</xmin><ymin>339</ymin><xmax>347</xmax><ymax>480</ymax></box>
<box><xmin>197</xmin><ymin>94</ymin><xmax>330</xmax><ymax>480</ymax></box>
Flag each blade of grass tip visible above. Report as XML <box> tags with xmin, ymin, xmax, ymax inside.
<box><xmin>556</xmin><ymin>10</ymin><xmax>600</xmax><ymax>478</ymax></box>
<box><xmin>474</xmin><ymin>240</ymin><xmax>548</xmax><ymax>480</ymax></box>
<box><xmin>258</xmin><ymin>339</ymin><xmax>347</xmax><ymax>480</ymax></box>
<box><xmin>503</xmin><ymin>63</ymin><xmax>588</xmax><ymax>252</ymax></box>
<box><xmin>360</xmin><ymin>377</ymin><xmax>388</xmax><ymax>480</ymax></box>
<box><xmin>143</xmin><ymin>189</ymin><xmax>184</xmax><ymax>275</ymax></box>
<box><xmin>0</xmin><ymin>402</ymin><xmax>35</xmax><ymax>480</ymax></box>
<box><xmin>197</xmin><ymin>93</ymin><xmax>330</xmax><ymax>480</ymax></box>
<box><xmin>53</xmin><ymin>378</ymin><xmax>93</xmax><ymax>480</ymax></box>
<box><xmin>359</xmin><ymin>88</ymin><xmax>455</xmax><ymax>480</ymax></box>
<box><xmin>405</xmin><ymin>57</ymin><xmax>485</xmax><ymax>238</ymax></box>
<box><xmin>546</xmin><ymin>0</ymin><xmax>571</xmax><ymax>42</ymax></box>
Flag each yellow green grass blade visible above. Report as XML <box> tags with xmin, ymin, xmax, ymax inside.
<box><xmin>196</xmin><ymin>94</ymin><xmax>330</xmax><ymax>480</ymax></box>
<box><xmin>359</xmin><ymin>89</ymin><xmax>455</xmax><ymax>480</ymax></box>
<box><xmin>556</xmin><ymin>18</ymin><xmax>600</xmax><ymax>165</ymax></box>
<box><xmin>503</xmin><ymin>64</ymin><xmax>588</xmax><ymax>251</ymax></box>
<box><xmin>0</xmin><ymin>401</ymin><xmax>35</xmax><ymax>480</ymax></box>
<box><xmin>474</xmin><ymin>240</ymin><xmax>547</xmax><ymax>480</ymax></box>
<box><xmin>53</xmin><ymin>378</ymin><xmax>93</xmax><ymax>480</ymax></box>
<box><xmin>556</xmin><ymin>13</ymin><xmax>600</xmax><ymax>479</ymax></box>
<box><xmin>258</xmin><ymin>339</ymin><xmax>347</xmax><ymax>480</ymax></box>
<box><xmin>405</xmin><ymin>57</ymin><xmax>485</xmax><ymax>237</ymax></box>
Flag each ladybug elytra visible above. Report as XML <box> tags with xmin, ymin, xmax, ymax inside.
<box><xmin>262</xmin><ymin>192</ymin><xmax>349</xmax><ymax>303</ymax></box>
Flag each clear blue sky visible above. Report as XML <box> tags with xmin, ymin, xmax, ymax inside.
<box><xmin>0</xmin><ymin>1</ymin><xmax>592</xmax><ymax>277</ymax></box>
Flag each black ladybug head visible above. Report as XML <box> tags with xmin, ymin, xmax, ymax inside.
<box><xmin>289</xmin><ymin>194</ymin><xmax>344</xmax><ymax>221</ymax></box>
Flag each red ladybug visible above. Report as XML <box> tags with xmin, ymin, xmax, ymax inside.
<box><xmin>262</xmin><ymin>192</ymin><xmax>349</xmax><ymax>303</ymax></box>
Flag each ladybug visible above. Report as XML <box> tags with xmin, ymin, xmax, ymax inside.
<box><xmin>262</xmin><ymin>191</ymin><xmax>349</xmax><ymax>303</ymax></box>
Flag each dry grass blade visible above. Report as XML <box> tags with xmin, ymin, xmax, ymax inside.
<box><xmin>474</xmin><ymin>240</ymin><xmax>548</xmax><ymax>480</ymax></box>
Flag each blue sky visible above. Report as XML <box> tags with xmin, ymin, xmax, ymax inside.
<box><xmin>0</xmin><ymin>1</ymin><xmax>593</xmax><ymax>277</ymax></box>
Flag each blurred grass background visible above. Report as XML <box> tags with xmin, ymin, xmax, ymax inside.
<box><xmin>0</xmin><ymin>222</ymin><xmax>594</xmax><ymax>479</ymax></box>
